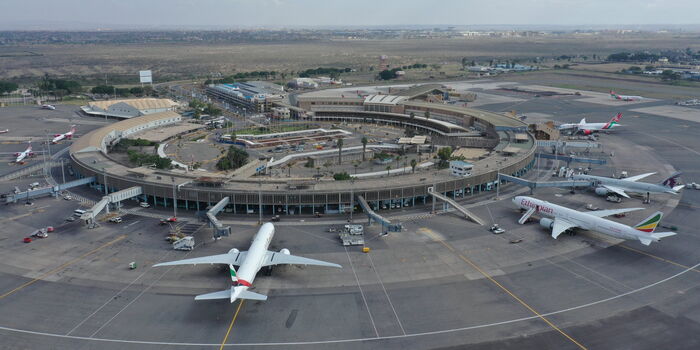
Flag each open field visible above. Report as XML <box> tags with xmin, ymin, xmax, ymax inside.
<box><xmin>1</xmin><ymin>33</ymin><xmax>699</xmax><ymax>83</ymax></box>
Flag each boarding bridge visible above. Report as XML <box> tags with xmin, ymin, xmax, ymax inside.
<box><xmin>427</xmin><ymin>187</ymin><xmax>485</xmax><ymax>226</ymax></box>
<box><xmin>0</xmin><ymin>160</ymin><xmax>63</xmax><ymax>181</ymax></box>
<box><xmin>4</xmin><ymin>176</ymin><xmax>95</xmax><ymax>203</ymax></box>
<box><xmin>81</xmin><ymin>186</ymin><xmax>142</xmax><ymax>226</ymax></box>
<box><xmin>498</xmin><ymin>173</ymin><xmax>593</xmax><ymax>195</ymax></box>
<box><xmin>535</xmin><ymin>153</ymin><xmax>606</xmax><ymax>167</ymax></box>
<box><xmin>207</xmin><ymin>197</ymin><xmax>231</xmax><ymax>238</ymax></box>
<box><xmin>356</xmin><ymin>195</ymin><xmax>403</xmax><ymax>232</ymax></box>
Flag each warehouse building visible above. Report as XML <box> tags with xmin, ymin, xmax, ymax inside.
<box><xmin>206</xmin><ymin>81</ymin><xmax>285</xmax><ymax>113</ymax></box>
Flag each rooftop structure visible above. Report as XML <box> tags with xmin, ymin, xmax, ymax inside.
<box><xmin>80</xmin><ymin>98</ymin><xmax>178</xmax><ymax>119</ymax></box>
<box><xmin>206</xmin><ymin>81</ymin><xmax>285</xmax><ymax>113</ymax></box>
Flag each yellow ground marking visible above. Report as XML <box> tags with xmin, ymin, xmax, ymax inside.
<box><xmin>0</xmin><ymin>235</ymin><xmax>127</xmax><ymax>299</ymax></box>
<box><xmin>219</xmin><ymin>300</ymin><xmax>245</xmax><ymax>350</ymax></box>
<box><xmin>616</xmin><ymin>244</ymin><xmax>700</xmax><ymax>273</ymax></box>
<box><xmin>433</xmin><ymin>237</ymin><xmax>588</xmax><ymax>350</ymax></box>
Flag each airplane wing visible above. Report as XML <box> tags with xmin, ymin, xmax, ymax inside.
<box><xmin>602</xmin><ymin>185</ymin><xmax>630</xmax><ymax>198</ymax></box>
<box><xmin>586</xmin><ymin>207</ymin><xmax>644</xmax><ymax>218</ymax></box>
<box><xmin>262</xmin><ymin>251</ymin><xmax>342</xmax><ymax>268</ymax></box>
<box><xmin>622</xmin><ymin>172</ymin><xmax>656</xmax><ymax>182</ymax></box>
<box><xmin>552</xmin><ymin>218</ymin><xmax>577</xmax><ymax>239</ymax></box>
<box><xmin>153</xmin><ymin>251</ymin><xmax>246</xmax><ymax>267</ymax></box>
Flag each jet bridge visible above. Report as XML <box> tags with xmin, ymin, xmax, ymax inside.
<box><xmin>356</xmin><ymin>195</ymin><xmax>402</xmax><ymax>232</ymax></box>
<box><xmin>207</xmin><ymin>197</ymin><xmax>231</xmax><ymax>238</ymax></box>
<box><xmin>4</xmin><ymin>176</ymin><xmax>95</xmax><ymax>203</ymax></box>
<box><xmin>535</xmin><ymin>153</ymin><xmax>607</xmax><ymax>167</ymax></box>
<box><xmin>498</xmin><ymin>173</ymin><xmax>593</xmax><ymax>194</ymax></box>
<box><xmin>81</xmin><ymin>186</ymin><xmax>142</xmax><ymax>227</ymax></box>
<box><xmin>427</xmin><ymin>187</ymin><xmax>485</xmax><ymax>225</ymax></box>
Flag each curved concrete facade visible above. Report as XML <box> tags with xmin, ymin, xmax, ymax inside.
<box><xmin>70</xmin><ymin>107</ymin><xmax>535</xmax><ymax>216</ymax></box>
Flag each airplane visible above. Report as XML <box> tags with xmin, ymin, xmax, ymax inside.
<box><xmin>610</xmin><ymin>90</ymin><xmax>644</xmax><ymax>101</ymax></box>
<box><xmin>154</xmin><ymin>223</ymin><xmax>342</xmax><ymax>303</ymax></box>
<box><xmin>571</xmin><ymin>172</ymin><xmax>684</xmax><ymax>201</ymax></box>
<box><xmin>558</xmin><ymin>113</ymin><xmax>623</xmax><ymax>135</ymax></box>
<box><xmin>14</xmin><ymin>142</ymin><xmax>34</xmax><ymax>163</ymax></box>
<box><xmin>41</xmin><ymin>104</ymin><xmax>56</xmax><ymax>110</ymax></box>
<box><xmin>0</xmin><ymin>129</ymin><xmax>8</xmax><ymax>134</ymax></box>
<box><xmin>51</xmin><ymin>125</ymin><xmax>76</xmax><ymax>144</ymax></box>
<box><xmin>513</xmin><ymin>196</ymin><xmax>676</xmax><ymax>246</ymax></box>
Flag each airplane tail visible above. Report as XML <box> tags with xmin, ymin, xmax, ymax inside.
<box><xmin>193</xmin><ymin>286</ymin><xmax>268</xmax><ymax>302</ymax></box>
<box><xmin>611</xmin><ymin>112</ymin><xmax>622</xmax><ymax>123</ymax></box>
<box><xmin>634</xmin><ymin>211</ymin><xmax>662</xmax><ymax>233</ymax></box>
<box><xmin>659</xmin><ymin>172</ymin><xmax>682</xmax><ymax>188</ymax></box>
<box><xmin>610</xmin><ymin>90</ymin><xmax>619</xmax><ymax>99</ymax></box>
<box><xmin>229</xmin><ymin>264</ymin><xmax>238</xmax><ymax>284</ymax></box>
<box><xmin>579</xmin><ymin>118</ymin><xmax>586</xmax><ymax>124</ymax></box>
<box><xmin>639</xmin><ymin>231</ymin><xmax>676</xmax><ymax>246</ymax></box>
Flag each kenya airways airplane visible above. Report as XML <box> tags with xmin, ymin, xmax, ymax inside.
<box><xmin>558</xmin><ymin>113</ymin><xmax>623</xmax><ymax>135</ymax></box>
<box><xmin>51</xmin><ymin>125</ymin><xmax>76</xmax><ymax>144</ymax></box>
<box><xmin>14</xmin><ymin>142</ymin><xmax>34</xmax><ymax>163</ymax></box>
<box><xmin>610</xmin><ymin>90</ymin><xmax>644</xmax><ymax>101</ymax></box>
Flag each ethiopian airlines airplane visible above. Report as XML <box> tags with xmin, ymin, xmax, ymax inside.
<box><xmin>51</xmin><ymin>125</ymin><xmax>76</xmax><ymax>144</ymax></box>
<box><xmin>513</xmin><ymin>196</ymin><xmax>675</xmax><ymax>246</ymax></box>
<box><xmin>610</xmin><ymin>90</ymin><xmax>644</xmax><ymax>101</ymax></box>
<box><xmin>558</xmin><ymin>113</ymin><xmax>623</xmax><ymax>135</ymax></box>
<box><xmin>154</xmin><ymin>223</ymin><xmax>342</xmax><ymax>303</ymax></box>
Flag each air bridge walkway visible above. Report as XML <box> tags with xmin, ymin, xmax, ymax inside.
<box><xmin>81</xmin><ymin>186</ymin><xmax>143</xmax><ymax>226</ymax></box>
<box><xmin>427</xmin><ymin>187</ymin><xmax>485</xmax><ymax>225</ymax></box>
<box><xmin>206</xmin><ymin>196</ymin><xmax>231</xmax><ymax>237</ymax></box>
<box><xmin>356</xmin><ymin>195</ymin><xmax>403</xmax><ymax>232</ymax></box>
<box><xmin>4</xmin><ymin>176</ymin><xmax>96</xmax><ymax>203</ymax></box>
<box><xmin>498</xmin><ymin>173</ymin><xmax>593</xmax><ymax>194</ymax></box>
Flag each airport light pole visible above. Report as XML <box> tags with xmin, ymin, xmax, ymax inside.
<box><xmin>258</xmin><ymin>179</ymin><xmax>263</xmax><ymax>224</ymax></box>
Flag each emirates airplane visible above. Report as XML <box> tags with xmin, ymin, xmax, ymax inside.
<box><xmin>154</xmin><ymin>223</ymin><xmax>342</xmax><ymax>302</ymax></box>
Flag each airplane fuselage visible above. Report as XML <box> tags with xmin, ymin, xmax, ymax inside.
<box><xmin>513</xmin><ymin>196</ymin><xmax>646</xmax><ymax>242</ymax></box>
<box><xmin>234</xmin><ymin>223</ymin><xmax>275</xmax><ymax>287</ymax></box>
<box><xmin>572</xmin><ymin>174</ymin><xmax>675</xmax><ymax>195</ymax></box>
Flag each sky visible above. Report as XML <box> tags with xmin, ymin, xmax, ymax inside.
<box><xmin>1</xmin><ymin>0</ymin><xmax>699</xmax><ymax>30</ymax></box>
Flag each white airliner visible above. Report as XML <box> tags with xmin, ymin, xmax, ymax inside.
<box><xmin>41</xmin><ymin>104</ymin><xmax>56</xmax><ymax>110</ymax></box>
<box><xmin>572</xmin><ymin>172</ymin><xmax>684</xmax><ymax>200</ymax></box>
<box><xmin>610</xmin><ymin>90</ymin><xmax>644</xmax><ymax>101</ymax></box>
<box><xmin>513</xmin><ymin>196</ymin><xmax>676</xmax><ymax>245</ymax></box>
<box><xmin>0</xmin><ymin>129</ymin><xmax>8</xmax><ymax>134</ymax></box>
<box><xmin>51</xmin><ymin>125</ymin><xmax>76</xmax><ymax>144</ymax></box>
<box><xmin>558</xmin><ymin>113</ymin><xmax>623</xmax><ymax>135</ymax></box>
<box><xmin>154</xmin><ymin>223</ymin><xmax>342</xmax><ymax>302</ymax></box>
<box><xmin>14</xmin><ymin>142</ymin><xmax>34</xmax><ymax>163</ymax></box>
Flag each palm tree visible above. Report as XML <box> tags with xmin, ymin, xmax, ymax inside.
<box><xmin>386</xmin><ymin>165</ymin><xmax>391</xmax><ymax>176</ymax></box>
<box><xmin>337</xmin><ymin>138</ymin><xmax>344</xmax><ymax>165</ymax></box>
<box><xmin>424</xmin><ymin>110</ymin><xmax>430</xmax><ymax>120</ymax></box>
<box><xmin>361</xmin><ymin>136</ymin><xmax>368</xmax><ymax>161</ymax></box>
<box><xmin>410</xmin><ymin>159</ymin><xmax>417</xmax><ymax>173</ymax></box>
<box><xmin>409</xmin><ymin>112</ymin><xmax>415</xmax><ymax>120</ymax></box>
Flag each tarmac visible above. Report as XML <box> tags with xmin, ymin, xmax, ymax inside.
<box><xmin>1</xmin><ymin>78</ymin><xmax>700</xmax><ymax>349</ymax></box>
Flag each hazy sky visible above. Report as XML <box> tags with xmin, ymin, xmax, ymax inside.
<box><xmin>2</xmin><ymin>0</ymin><xmax>699</xmax><ymax>30</ymax></box>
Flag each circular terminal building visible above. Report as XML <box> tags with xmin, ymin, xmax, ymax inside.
<box><xmin>70</xmin><ymin>83</ymin><xmax>535</xmax><ymax>217</ymax></box>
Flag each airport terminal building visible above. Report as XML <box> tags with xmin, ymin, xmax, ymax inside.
<box><xmin>70</xmin><ymin>84</ymin><xmax>535</xmax><ymax>216</ymax></box>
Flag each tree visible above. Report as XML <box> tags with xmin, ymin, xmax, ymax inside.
<box><xmin>379</xmin><ymin>69</ymin><xmax>396</xmax><ymax>80</ymax></box>
<box><xmin>424</xmin><ymin>110</ymin><xmax>430</xmax><ymax>120</ymax></box>
<box><xmin>337</xmin><ymin>138</ymin><xmax>344</xmax><ymax>165</ymax></box>
<box><xmin>304</xmin><ymin>157</ymin><xmax>315</xmax><ymax>168</ymax></box>
<box><xmin>645</xmin><ymin>65</ymin><xmax>655</xmax><ymax>72</ymax></box>
<box><xmin>437</xmin><ymin>147</ymin><xmax>453</xmax><ymax>168</ymax></box>
<box><xmin>333</xmin><ymin>172</ymin><xmax>351</xmax><ymax>181</ymax></box>
<box><xmin>361</xmin><ymin>136</ymin><xmax>368</xmax><ymax>161</ymax></box>
<box><xmin>386</xmin><ymin>165</ymin><xmax>391</xmax><ymax>176</ymax></box>
<box><xmin>410</xmin><ymin>159</ymin><xmax>417</xmax><ymax>173</ymax></box>
<box><xmin>91</xmin><ymin>85</ymin><xmax>114</xmax><ymax>95</ymax></box>
<box><xmin>216</xmin><ymin>145</ymin><xmax>248</xmax><ymax>171</ymax></box>
<box><xmin>661</xmin><ymin>69</ymin><xmax>680</xmax><ymax>81</ymax></box>
<box><xmin>409</xmin><ymin>112</ymin><xmax>415</xmax><ymax>120</ymax></box>
<box><xmin>0</xmin><ymin>81</ymin><xmax>19</xmax><ymax>94</ymax></box>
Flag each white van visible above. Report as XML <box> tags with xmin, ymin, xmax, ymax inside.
<box><xmin>74</xmin><ymin>209</ymin><xmax>87</xmax><ymax>216</ymax></box>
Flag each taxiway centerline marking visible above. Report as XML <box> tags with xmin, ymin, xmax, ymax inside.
<box><xmin>0</xmin><ymin>235</ymin><xmax>127</xmax><ymax>300</ymax></box>
<box><xmin>436</xmin><ymin>239</ymin><xmax>588</xmax><ymax>350</ymax></box>
<box><xmin>220</xmin><ymin>300</ymin><xmax>244</xmax><ymax>350</ymax></box>
<box><xmin>345</xmin><ymin>247</ymin><xmax>379</xmax><ymax>337</ymax></box>
<box><xmin>365</xmin><ymin>252</ymin><xmax>406</xmax><ymax>335</ymax></box>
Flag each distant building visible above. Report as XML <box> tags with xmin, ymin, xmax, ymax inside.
<box><xmin>81</xmin><ymin>98</ymin><xmax>178</xmax><ymax>119</ymax></box>
<box><xmin>450</xmin><ymin>161</ymin><xmax>473</xmax><ymax>177</ymax></box>
<box><xmin>206</xmin><ymin>81</ymin><xmax>285</xmax><ymax>113</ymax></box>
<box><xmin>289</xmin><ymin>78</ymin><xmax>319</xmax><ymax>89</ymax></box>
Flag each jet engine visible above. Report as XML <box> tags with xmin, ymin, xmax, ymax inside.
<box><xmin>594</xmin><ymin>187</ymin><xmax>609</xmax><ymax>196</ymax></box>
<box><xmin>583</xmin><ymin>129</ymin><xmax>593</xmax><ymax>135</ymax></box>
<box><xmin>229</xmin><ymin>248</ymin><xmax>239</xmax><ymax>254</ymax></box>
<box><xmin>539</xmin><ymin>218</ymin><xmax>554</xmax><ymax>229</ymax></box>
<box><xmin>280</xmin><ymin>248</ymin><xmax>290</xmax><ymax>255</ymax></box>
